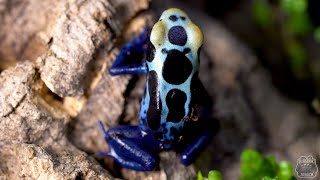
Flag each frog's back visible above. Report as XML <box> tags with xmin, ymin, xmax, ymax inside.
<box><xmin>139</xmin><ymin>8</ymin><xmax>204</xmax><ymax>147</ymax></box>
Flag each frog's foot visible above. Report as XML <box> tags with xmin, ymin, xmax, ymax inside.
<box><xmin>97</xmin><ymin>122</ymin><xmax>157</xmax><ymax>171</ymax></box>
<box><xmin>109</xmin><ymin>28</ymin><xmax>149</xmax><ymax>75</ymax></box>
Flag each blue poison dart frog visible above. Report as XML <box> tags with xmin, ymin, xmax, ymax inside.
<box><xmin>97</xmin><ymin>8</ymin><xmax>219</xmax><ymax>171</ymax></box>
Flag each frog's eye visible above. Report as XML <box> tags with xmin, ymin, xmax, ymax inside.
<box><xmin>150</xmin><ymin>20</ymin><xmax>167</xmax><ymax>48</ymax></box>
<box><xmin>188</xmin><ymin>23</ymin><xmax>203</xmax><ymax>50</ymax></box>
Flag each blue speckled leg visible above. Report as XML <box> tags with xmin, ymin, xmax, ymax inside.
<box><xmin>109</xmin><ymin>28</ymin><xmax>149</xmax><ymax>75</ymax></box>
<box><xmin>97</xmin><ymin>122</ymin><xmax>158</xmax><ymax>171</ymax></box>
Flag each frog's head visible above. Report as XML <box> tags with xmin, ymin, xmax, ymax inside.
<box><xmin>150</xmin><ymin>8</ymin><xmax>203</xmax><ymax>54</ymax></box>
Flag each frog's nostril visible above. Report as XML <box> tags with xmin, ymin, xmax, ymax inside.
<box><xmin>169</xmin><ymin>15</ymin><xmax>178</xmax><ymax>22</ymax></box>
<box><xmin>168</xmin><ymin>26</ymin><xmax>187</xmax><ymax>46</ymax></box>
<box><xmin>183</xmin><ymin>48</ymin><xmax>191</xmax><ymax>54</ymax></box>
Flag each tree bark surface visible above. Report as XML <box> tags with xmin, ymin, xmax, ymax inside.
<box><xmin>0</xmin><ymin>0</ymin><xmax>149</xmax><ymax>179</ymax></box>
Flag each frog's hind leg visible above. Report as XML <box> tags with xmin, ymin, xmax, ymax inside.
<box><xmin>97</xmin><ymin>121</ymin><xmax>157</xmax><ymax>171</ymax></box>
<box><xmin>109</xmin><ymin>28</ymin><xmax>149</xmax><ymax>75</ymax></box>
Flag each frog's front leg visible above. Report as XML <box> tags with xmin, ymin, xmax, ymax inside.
<box><xmin>180</xmin><ymin>131</ymin><xmax>212</xmax><ymax>166</ymax></box>
<box><xmin>97</xmin><ymin>122</ymin><xmax>158</xmax><ymax>171</ymax></box>
<box><xmin>180</xmin><ymin>121</ymin><xmax>219</xmax><ymax>166</ymax></box>
<box><xmin>109</xmin><ymin>28</ymin><xmax>149</xmax><ymax>75</ymax></box>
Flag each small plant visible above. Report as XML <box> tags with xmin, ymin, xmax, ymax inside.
<box><xmin>252</xmin><ymin>0</ymin><xmax>273</xmax><ymax>28</ymax></box>
<box><xmin>240</xmin><ymin>149</ymin><xmax>296</xmax><ymax>180</ymax></box>
<box><xmin>197</xmin><ymin>170</ymin><xmax>222</xmax><ymax>180</ymax></box>
<box><xmin>251</xmin><ymin>0</ymin><xmax>315</xmax><ymax>80</ymax></box>
<box><xmin>280</xmin><ymin>0</ymin><xmax>312</xmax><ymax>36</ymax></box>
<box><xmin>198</xmin><ymin>149</ymin><xmax>296</xmax><ymax>180</ymax></box>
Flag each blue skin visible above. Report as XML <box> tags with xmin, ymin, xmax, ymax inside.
<box><xmin>97</xmin><ymin>8</ymin><xmax>218</xmax><ymax>171</ymax></box>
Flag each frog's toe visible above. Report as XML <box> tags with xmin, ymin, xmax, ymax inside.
<box><xmin>96</xmin><ymin>151</ymin><xmax>111</xmax><ymax>157</ymax></box>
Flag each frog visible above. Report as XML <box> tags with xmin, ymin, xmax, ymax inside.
<box><xmin>97</xmin><ymin>8</ymin><xmax>219</xmax><ymax>171</ymax></box>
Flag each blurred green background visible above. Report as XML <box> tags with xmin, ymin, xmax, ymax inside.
<box><xmin>180</xmin><ymin>0</ymin><xmax>320</xmax><ymax>114</ymax></box>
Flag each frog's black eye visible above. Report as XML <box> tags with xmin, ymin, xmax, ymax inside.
<box><xmin>169</xmin><ymin>15</ymin><xmax>178</xmax><ymax>22</ymax></box>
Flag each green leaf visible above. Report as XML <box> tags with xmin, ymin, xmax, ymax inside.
<box><xmin>285</xmin><ymin>13</ymin><xmax>312</xmax><ymax>36</ymax></box>
<box><xmin>197</xmin><ymin>171</ymin><xmax>203</xmax><ymax>180</ymax></box>
<box><xmin>314</xmin><ymin>27</ymin><xmax>320</xmax><ymax>43</ymax></box>
<box><xmin>263</xmin><ymin>176</ymin><xmax>278</xmax><ymax>180</ymax></box>
<box><xmin>280</xmin><ymin>0</ymin><xmax>307</xmax><ymax>14</ymax></box>
<box><xmin>287</xmin><ymin>41</ymin><xmax>308</xmax><ymax>79</ymax></box>
<box><xmin>240</xmin><ymin>149</ymin><xmax>266</xmax><ymax>179</ymax></box>
<box><xmin>277</xmin><ymin>161</ymin><xmax>294</xmax><ymax>180</ymax></box>
<box><xmin>208</xmin><ymin>170</ymin><xmax>222</xmax><ymax>180</ymax></box>
<box><xmin>240</xmin><ymin>149</ymin><xmax>295</xmax><ymax>180</ymax></box>
<box><xmin>252</xmin><ymin>0</ymin><xmax>273</xmax><ymax>28</ymax></box>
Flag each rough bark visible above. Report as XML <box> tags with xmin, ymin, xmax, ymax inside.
<box><xmin>0</xmin><ymin>0</ymin><xmax>65</xmax><ymax>69</ymax></box>
<box><xmin>0</xmin><ymin>62</ymin><xmax>111</xmax><ymax>179</ymax></box>
<box><xmin>0</xmin><ymin>0</ymin><xmax>149</xmax><ymax>179</ymax></box>
<box><xmin>0</xmin><ymin>0</ymin><xmax>319</xmax><ymax>180</ymax></box>
<box><xmin>37</xmin><ymin>0</ymin><xmax>149</xmax><ymax>97</ymax></box>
